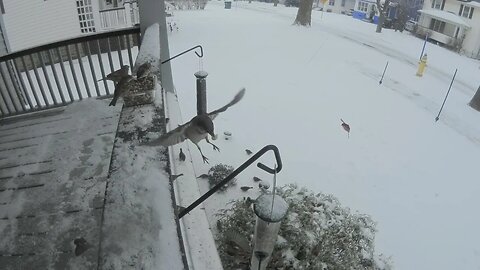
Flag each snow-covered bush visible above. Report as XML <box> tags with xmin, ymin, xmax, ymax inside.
<box><xmin>215</xmin><ymin>184</ymin><xmax>392</xmax><ymax>269</ymax></box>
<box><xmin>207</xmin><ymin>164</ymin><xmax>237</xmax><ymax>191</ymax></box>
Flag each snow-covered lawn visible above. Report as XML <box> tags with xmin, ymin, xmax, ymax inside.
<box><xmin>168</xmin><ymin>2</ymin><xmax>480</xmax><ymax>269</ymax></box>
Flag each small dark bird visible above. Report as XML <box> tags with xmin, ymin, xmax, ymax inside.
<box><xmin>341</xmin><ymin>119</ymin><xmax>350</xmax><ymax>138</ymax></box>
<box><xmin>253</xmin><ymin>176</ymin><xmax>262</xmax><ymax>182</ymax></box>
<box><xmin>240</xmin><ymin>186</ymin><xmax>253</xmax><ymax>191</ymax></box>
<box><xmin>170</xmin><ymin>173</ymin><xmax>184</xmax><ymax>181</ymax></box>
<box><xmin>197</xmin><ymin>174</ymin><xmax>209</xmax><ymax>179</ymax></box>
<box><xmin>179</xmin><ymin>148</ymin><xmax>186</xmax><ymax>162</ymax></box>
<box><xmin>99</xmin><ymin>65</ymin><xmax>129</xmax><ymax>83</ymax></box>
<box><xmin>136</xmin><ymin>62</ymin><xmax>152</xmax><ymax>79</ymax></box>
<box><xmin>245</xmin><ymin>149</ymin><xmax>253</xmax><ymax>155</ymax></box>
<box><xmin>109</xmin><ymin>75</ymin><xmax>134</xmax><ymax>106</ymax></box>
<box><xmin>73</xmin><ymin>237</ymin><xmax>91</xmax><ymax>256</ymax></box>
<box><xmin>143</xmin><ymin>88</ymin><xmax>246</xmax><ymax>163</ymax></box>
<box><xmin>259</xmin><ymin>181</ymin><xmax>270</xmax><ymax>190</ymax></box>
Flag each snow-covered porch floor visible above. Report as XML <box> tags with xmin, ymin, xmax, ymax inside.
<box><xmin>0</xmin><ymin>96</ymin><xmax>184</xmax><ymax>269</ymax></box>
<box><xmin>0</xmin><ymin>99</ymin><xmax>122</xmax><ymax>269</ymax></box>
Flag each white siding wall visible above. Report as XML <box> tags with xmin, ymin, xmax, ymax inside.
<box><xmin>2</xmin><ymin>0</ymin><xmax>81</xmax><ymax>52</ymax></box>
<box><xmin>421</xmin><ymin>0</ymin><xmax>480</xmax><ymax>57</ymax></box>
<box><xmin>462</xmin><ymin>8</ymin><xmax>480</xmax><ymax>57</ymax></box>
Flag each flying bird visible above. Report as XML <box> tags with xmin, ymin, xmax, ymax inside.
<box><xmin>143</xmin><ymin>88</ymin><xmax>246</xmax><ymax>163</ymax></box>
<box><xmin>109</xmin><ymin>75</ymin><xmax>134</xmax><ymax>106</ymax></box>
<box><xmin>98</xmin><ymin>65</ymin><xmax>130</xmax><ymax>83</ymax></box>
<box><xmin>136</xmin><ymin>62</ymin><xmax>152</xmax><ymax>79</ymax></box>
<box><xmin>341</xmin><ymin>119</ymin><xmax>350</xmax><ymax>138</ymax></box>
<box><xmin>245</xmin><ymin>149</ymin><xmax>253</xmax><ymax>155</ymax></box>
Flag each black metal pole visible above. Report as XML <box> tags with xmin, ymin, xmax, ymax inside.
<box><xmin>195</xmin><ymin>71</ymin><xmax>208</xmax><ymax>115</ymax></box>
<box><xmin>379</xmin><ymin>61</ymin><xmax>389</xmax><ymax>85</ymax></box>
<box><xmin>420</xmin><ymin>33</ymin><xmax>428</xmax><ymax>60</ymax></box>
<box><xmin>178</xmin><ymin>145</ymin><xmax>282</xmax><ymax>219</ymax></box>
<box><xmin>435</xmin><ymin>68</ymin><xmax>457</xmax><ymax>122</ymax></box>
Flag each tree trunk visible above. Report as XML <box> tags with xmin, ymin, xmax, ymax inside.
<box><xmin>294</xmin><ymin>0</ymin><xmax>314</xmax><ymax>26</ymax></box>
<box><xmin>469</xmin><ymin>86</ymin><xmax>480</xmax><ymax>112</ymax></box>
<box><xmin>376</xmin><ymin>13</ymin><xmax>385</xmax><ymax>33</ymax></box>
<box><xmin>375</xmin><ymin>0</ymin><xmax>390</xmax><ymax>33</ymax></box>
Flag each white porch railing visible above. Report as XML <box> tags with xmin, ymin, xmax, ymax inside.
<box><xmin>99</xmin><ymin>2</ymin><xmax>140</xmax><ymax>30</ymax></box>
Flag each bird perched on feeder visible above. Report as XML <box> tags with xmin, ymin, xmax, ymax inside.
<box><xmin>136</xmin><ymin>62</ymin><xmax>152</xmax><ymax>79</ymax></box>
<box><xmin>109</xmin><ymin>75</ymin><xmax>134</xmax><ymax>106</ymax></box>
<box><xmin>142</xmin><ymin>88</ymin><xmax>246</xmax><ymax>163</ymax></box>
<box><xmin>341</xmin><ymin>119</ymin><xmax>350</xmax><ymax>138</ymax></box>
<box><xmin>179</xmin><ymin>148</ymin><xmax>186</xmax><ymax>162</ymax></box>
<box><xmin>98</xmin><ymin>65</ymin><xmax>130</xmax><ymax>83</ymax></box>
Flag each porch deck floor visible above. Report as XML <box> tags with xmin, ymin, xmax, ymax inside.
<box><xmin>0</xmin><ymin>99</ymin><xmax>122</xmax><ymax>269</ymax></box>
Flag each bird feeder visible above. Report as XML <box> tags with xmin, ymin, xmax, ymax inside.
<box><xmin>194</xmin><ymin>71</ymin><xmax>208</xmax><ymax>115</ymax></box>
<box><xmin>250</xmin><ymin>194</ymin><xmax>288</xmax><ymax>270</ymax></box>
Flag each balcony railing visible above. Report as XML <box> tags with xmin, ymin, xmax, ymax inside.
<box><xmin>0</xmin><ymin>27</ymin><xmax>141</xmax><ymax>118</ymax></box>
<box><xmin>99</xmin><ymin>2</ymin><xmax>140</xmax><ymax>30</ymax></box>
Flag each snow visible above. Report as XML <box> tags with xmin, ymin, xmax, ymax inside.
<box><xmin>163</xmin><ymin>90</ymin><xmax>224</xmax><ymax>269</ymax></box>
<box><xmin>418</xmin><ymin>9</ymin><xmax>470</xmax><ymax>27</ymax></box>
<box><xmin>168</xmin><ymin>2</ymin><xmax>480</xmax><ymax>270</ymax></box>
<box><xmin>101</xmin><ymin>90</ymin><xmax>184</xmax><ymax>269</ymax></box>
<box><xmin>254</xmin><ymin>194</ymin><xmax>288</xmax><ymax>222</ymax></box>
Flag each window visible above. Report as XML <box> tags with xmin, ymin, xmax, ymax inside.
<box><xmin>429</xmin><ymin>18</ymin><xmax>446</xmax><ymax>33</ymax></box>
<box><xmin>76</xmin><ymin>0</ymin><xmax>96</xmax><ymax>33</ymax></box>
<box><xmin>329</xmin><ymin>0</ymin><xmax>335</xmax><ymax>6</ymax></box>
<box><xmin>431</xmin><ymin>0</ymin><xmax>444</xmax><ymax>10</ymax></box>
<box><xmin>459</xmin><ymin>4</ymin><xmax>474</xmax><ymax>19</ymax></box>
<box><xmin>358</xmin><ymin>1</ymin><xmax>369</xmax><ymax>12</ymax></box>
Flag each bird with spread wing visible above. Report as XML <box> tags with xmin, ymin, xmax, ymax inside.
<box><xmin>143</xmin><ymin>88</ymin><xmax>246</xmax><ymax>163</ymax></box>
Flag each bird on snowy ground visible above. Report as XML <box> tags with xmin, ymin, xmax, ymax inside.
<box><xmin>341</xmin><ymin>119</ymin><xmax>350</xmax><ymax>138</ymax></box>
<box><xmin>109</xmin><ymin>75</ymin><xmax>134</xmax><ymax>106</ymax></box>
<box><xmin>179</xmin><ymin>148</ymin><xmax>186</xmax><ymax>162</ymax></box>
<box><xmin>142</xmin><ymin>88</ymin><xmax>246</xmax><ymax>163</ymax></box>
<box><xmin>98</xmin><ymin>65</ymin><xmax>130</xmax><ymax>83</ymax></box>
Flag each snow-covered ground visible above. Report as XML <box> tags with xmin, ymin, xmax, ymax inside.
<box><xmin>168</xmin><ymin>2</ymin><xmax>480</xmax><ymax>270</ymax></box>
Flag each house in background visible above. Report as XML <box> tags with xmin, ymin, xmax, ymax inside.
<box><xmin>416</xmin><ymin>0</ymin><xmax>480</xmax><ymax>58</ymax></box>
<box><xmin>353</xmin><ymin>0</ymin><xmax>379</xmax><ymax>22</ymax></box>
<box><xmin>0</xmin><ymin>0</ymin><xmax>95</xmax><ymax>53</ymax></box>
<box><xmin>0</xmin><ymin>0</ymin><xmax>139</xmax><ymax>54</ymax></box>
<box><xmin>352</xmin><ymin>0</ymin><xmax>423</xmax><ymax>24</ymax></box>
<box><xmin>321</xmin><ymin>0</ymin><xmax>356</xmax><ymax>14</ymax></box>
<box><xmin>405</xmin><ymin>0</ymin><xmax>425</xmax><ymax>20</ymax></box>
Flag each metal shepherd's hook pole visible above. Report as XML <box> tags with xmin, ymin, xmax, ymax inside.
<box><xmin>435</xmin><ymin>68</ymin><xmax>458</xmax><ymax>122</ymax></box>
<box><xmin>379</xmin><ymin>61</ymin><xmax>389</xmax><ymax>84</ymax></box>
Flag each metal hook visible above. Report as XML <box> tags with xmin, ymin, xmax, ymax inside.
<box><xmin>178</xmin><ymin>144</ymin><xmax>283</xmax><ymax>219</ymax></box>
<box><xmin>161</xmin><ymin>45</ymin><xmax>203</xmax><ymax>64</ymax></box>
<box><xmin>257</xmin><ymin>145</ymin><xmax>282</xmax><ymax>174</ymax></box>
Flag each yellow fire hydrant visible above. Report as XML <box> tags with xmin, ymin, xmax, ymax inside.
<box><xmin>416</xmin><ymin>54</ymin><xmax>428</xmax><ymax>77</ymax></box>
